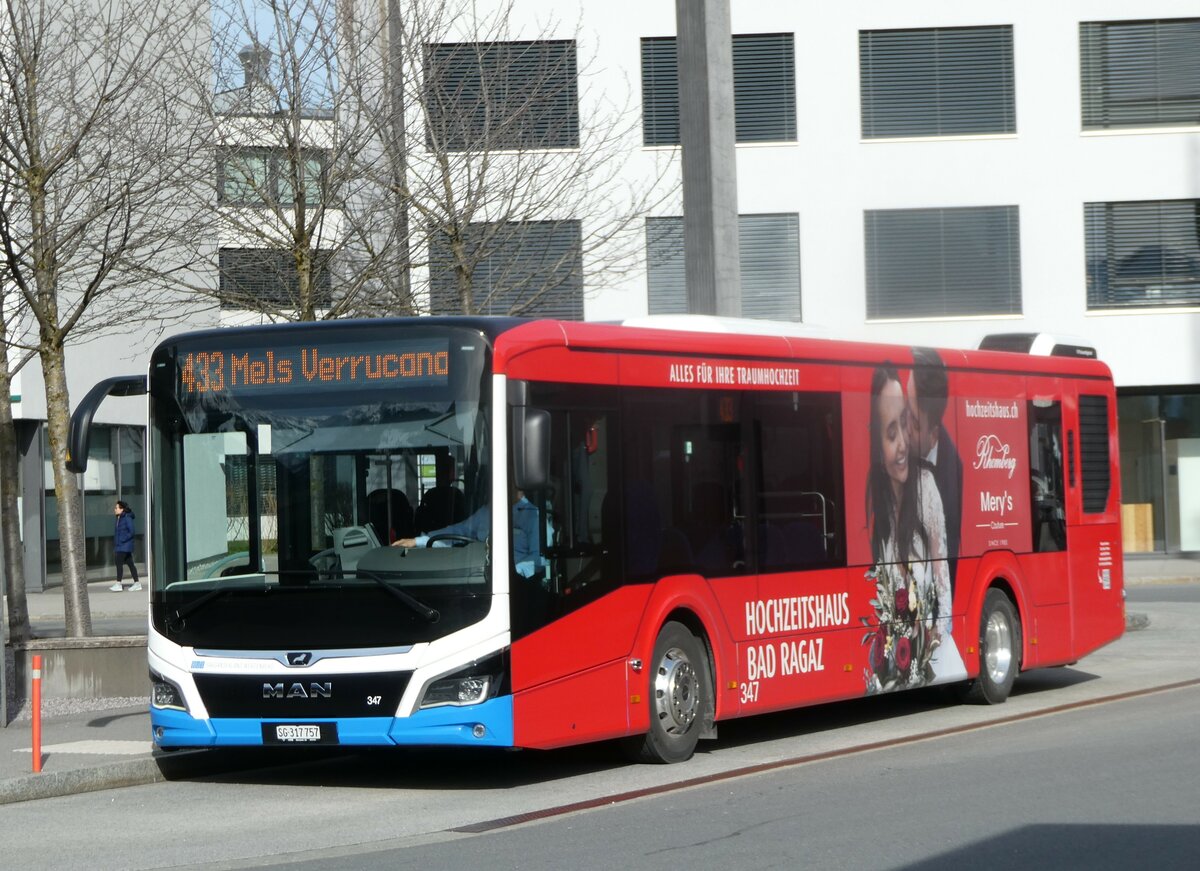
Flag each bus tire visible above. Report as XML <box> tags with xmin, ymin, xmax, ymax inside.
<box><xmin>625</xmin><ymin>621</ymin><xmax>710</xmax><ymax>764</ymax></box>
<box><xmin>960</xmin><ymin>589</ymin><xmax>1021</xmax><ymax>705</ymax></box>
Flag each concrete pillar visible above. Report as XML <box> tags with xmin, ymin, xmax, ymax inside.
<box><xmin>20</xmin><ymin>423</ymin><xmax>45</xmax><ymax>594</ymax></box>
<box><xmin>676</xmin><ymin>0</ymin><xmax>741</xmax><ymax>316</ymax></box>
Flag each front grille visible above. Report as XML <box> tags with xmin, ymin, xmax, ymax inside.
<box><xmin>195</xmin><ymin>671</ymin><xmax>411</xmax><ymax>717</ymax></box>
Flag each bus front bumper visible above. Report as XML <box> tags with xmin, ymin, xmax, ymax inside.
<box><xmin>150</xmin><ymin>696</ymin><xmax>515</xmax><ymax>749</ymax></box>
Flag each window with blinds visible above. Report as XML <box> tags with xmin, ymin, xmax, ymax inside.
<box><xmin>1080</xmin><ymin>19</ymin><xmax>1200</xmax><ymax>130</ymax></box>
<box><xmin>1085</xmin><ymin>199</ymin><xmax>1200</xmax><ymax>309</ymax></box>
<box><xmin>859</xmin><ymin>25</ymin><xmax>1016</xmax><ymax>139</ymax></box>
<box><xmin>217</xmin><ymin>248</ymin><xmax>332</xmax><ymax>309</ymax></box>
<box><xmin>424</xmin><ymin>40</ymin><xmax>579</xmax><ymax>151</ymax></box>
<box><xmin>1078</xmin><ymin>395</ymin><xmax>1111</xmax><ymax>514</ymax></box>
<box><xmin>641</xmin><ymin>33</ymin><xmax>797</xmax><ymax>146</ymax></box>
<box><xmin>864</xmin><ymin>206</ymin><xmax>1022</xmax><ymax>319</ymax></box>
<box><xmin>645</xmin><ymin>213</ymin><xmax>801</xmax><ymax>319</ymax></box>
<box><xmin>428</xmin><ymin>220</ymin><xmax>584</xmax><ymax>318</ymax></box>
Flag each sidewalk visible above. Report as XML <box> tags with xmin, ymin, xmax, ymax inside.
<box><xmin>2</xmin><ymin>580</ymin><xmax>155</xmax><ymax>803</ymax></box>
<box><xmin>22</xmin><ymin>578</ymin><xmax>150</xmax><ymax>639</ymax></box>
<box><xmin>1</xmin><ymin>558</ymin><xmax>1198</xmax><ymax>804</ymax></box>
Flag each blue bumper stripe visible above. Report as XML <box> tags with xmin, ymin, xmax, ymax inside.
<box><xmin>151</xmin><ymin>696</ymin><xmax>515</xmax><ymax>749</ymax></box>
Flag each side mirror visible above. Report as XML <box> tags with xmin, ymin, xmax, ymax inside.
<box><xmin>68</xmin><ymin>375</ymin><xmax>147</xmax><ymax>472</ymax></box>
<box><xmin>512</xmin><ymin>407</ymin><xmax>550</xmax><ymax>491</ymax></box>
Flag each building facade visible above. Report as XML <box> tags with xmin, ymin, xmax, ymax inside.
<box><xmin>9</xmin><ymin>1</ymin><xmax>1200</xmax><ymax>593</ymax></box>
<box><xmin>573</xmin><ymin>1</ymin><xmax>1200</xmax><ymax>556</ymax></box>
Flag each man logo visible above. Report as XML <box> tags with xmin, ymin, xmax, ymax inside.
<box><xmin>263</xmin><ymin>682</ymin><xmax>332</xmax><ymax>699</ymax></box>
<box><xmin>287</xmin><ymin>652</ymin><xmax>312</xmax><ymax>666</ymax></box>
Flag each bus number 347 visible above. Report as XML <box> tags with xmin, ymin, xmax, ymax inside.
<box><xmin>739</xmin><ymin>681</ymin><xmax>759</xmax><ymax>704</ymax></box>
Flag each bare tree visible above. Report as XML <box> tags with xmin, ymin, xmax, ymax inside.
<box><xmin>0</xmin><ymin>0</ymin><xmax>210</xmax><ymax>636</ymax></box>
<box><xmin>381</xmin><ymin>0</ymin><xmax>677</xmax><ymax>317</ymax></box>
<box><xmin>201</xmin><ymin>0</ymin><xmax>676</xmax><ymax>322</ymax></box>
<box><xmin>199</xmin><ymin>0</ymin><xmax>413</xmax><ymax>321</ymax></box>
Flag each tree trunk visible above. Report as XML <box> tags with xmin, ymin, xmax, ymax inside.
<box><xmin>41</xmin><ymin>343</ymin><xmax>91</xmax><ymax>637</ymax></box>
<box><xmin>297</xmin><ymin>246</ymin><xmax>315</xmax><ymax>321</ymax></box>
<box><xmin>0</xmin><ymin>353</ymin><xmax>30</xmax><ymax>642</ymax></box>
<box><xmin>387</xmin><ymin>0</ymin><xmax>412</xmax><ymax>312</ymax></box>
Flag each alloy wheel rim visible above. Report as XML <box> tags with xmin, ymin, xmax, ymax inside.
<box><xmin>652</xmin><ymin>646</ymin><xmax>699</xmax><ymax>735</ymax></box>
<box><xmin>984</xmin><ymin>610</ymin><xmax>1013</xmax><ymax>685</ymax></box>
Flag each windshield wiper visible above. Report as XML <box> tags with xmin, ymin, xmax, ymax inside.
<box><xmin>164</xmin><ymin>568</ymin><xmax>440</xmax><ymax>633</ymax></box>
<box><xmin>165</xmin><ymin>583</ymin><xmax>253</xmax><ymax>634</ymax></box>
<box><xmin>353</xmin><ymin>569</ymin><xmax>440</xmax><ymax>623</ymax></box>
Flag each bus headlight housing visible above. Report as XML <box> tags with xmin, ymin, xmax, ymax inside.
<box><xmin>151</xmin><ymin>671</ymin><xmax>188</xmax><ymax>712</ymax></box>
<box><xmin>422</xmin><ymin>674</ymin><xmax>492</xmax><ymax>708</ymax></box>
<box><xmin>418</xmin><ymin>653</ymin><xmax>507</xmax><ymax>710</ymax></box>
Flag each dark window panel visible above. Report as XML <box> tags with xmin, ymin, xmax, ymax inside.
<box><xmin>217</xmin><ymin>148</ymin><xmax>326</xmax><ymax>207</ymax></box>
<box><xmin>217</xmin><ymin>248</ymin><xmax>333</xmax><ymax>310</ymax></box>
<box><xmin>645</xmin><ymin>216</ymin><xmax>687</xmax><ymax>314</ymax></box>
<box><xmin>641</xmin><ymin>33</ymin><xmax>797</xmax><ymax>146</ymax></box>
<box><xmin>860</xmin><ymin>25</ymin><xmax>1016</xmax><ymax>139</ymax></box>
<box><xmin>646</xmin><ymin>214</ymin><xmax>801</xmax><ymax>320</ymax></box>
<box><xmin>1085</xmin><ymin>199</ymin><xmax>1200</xmax><ymax>309</ymax></box>
<box><xmin>1081</xmin><ymin>19</ymin><xmax>1200</xmax><ymax>130</ymax></box>
<box><xmin>424</xmin><ymin>40</ymin><xmax>580</xmax><ymax>151</ymax></box>
<box><xmin>428</xmin><ymin>220</ymin><xmax>584</xmax><ymax>318</ymax></box>
<box><xmin>864</xmin><ymin>205</ymin><xmax>1022</xmax><ymax>319</ymax></box>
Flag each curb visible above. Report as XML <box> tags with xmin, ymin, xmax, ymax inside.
<box><xmin>0</xmin><ymin>756</ymin><xmax>164</xmax><ymax>805</ymax></box>
<box><xmin>0</xmin><ymin>748</ymin><xmax>225</xmax><ymax>806</ymax></box>
<box><xmin>1126</xmin><ymin>577</ymin><xmax>1200</xmax><ymax>587</ymax></box>
<box><xmin>0</xmin><ymin>747</ymin><xmax>328</xmax><ymax>805</ymax></box>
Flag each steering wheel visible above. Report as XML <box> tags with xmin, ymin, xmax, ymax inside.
<box><xmin>426</xmin><ymin>533</ymin><xmax>475</xmax><ymax>548</ymax></box>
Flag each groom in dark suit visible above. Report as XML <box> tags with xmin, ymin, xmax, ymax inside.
<box><xmin>908</xmin><ymin>347</ymin><xmax>963</xmax><ymax>597</ymax></box>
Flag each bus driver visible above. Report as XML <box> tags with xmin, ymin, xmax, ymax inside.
<box><xmin>393</xmin><ymin>491</ymin><xmax>544</xmax><ymax>578</ymax></box>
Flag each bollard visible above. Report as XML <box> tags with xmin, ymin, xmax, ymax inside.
<box><xmin>32</xmin><ymin>654</ymin><xmax>42</xmax><ymax>773</ymax></box>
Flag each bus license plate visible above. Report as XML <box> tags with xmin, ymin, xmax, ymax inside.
<box><xmin>262</xmin><ymin>722</ymin><xmax>338</xmax><ymax>744</ymax></box>
<box><xmin>275</xmin><ymin>724</ymin><xmax>322</xmax><ymax>742</ymax></box>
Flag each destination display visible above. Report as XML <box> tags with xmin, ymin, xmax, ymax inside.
<box><xmin>176</xmin><ymin>338</ymin><xmax>451</xmax><ymax>397</ymax></box>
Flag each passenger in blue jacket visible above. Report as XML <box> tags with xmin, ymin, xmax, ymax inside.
<box><xmin>109</xmin><ymin>501</ymin><xmax>142</xmax><ymax>592</ymax></box>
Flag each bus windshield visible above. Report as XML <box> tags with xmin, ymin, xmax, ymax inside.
<box><xmin>148</xmin><ymin>323</ymin><xmax>493</xmax><ymax>649</ymax></box>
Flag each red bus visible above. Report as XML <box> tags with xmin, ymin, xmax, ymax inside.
<box><xmin>70</xmin><ymin>316</ymin><xmax>1125</xmax><ymax>762</ymax></box>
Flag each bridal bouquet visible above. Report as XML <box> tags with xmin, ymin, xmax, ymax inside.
<box><xmin>861</xmin><ymin>561</ymin><xmax>940</xmax><ymax>693</ymax></box>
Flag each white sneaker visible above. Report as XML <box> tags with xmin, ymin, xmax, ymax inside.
<box><xmin>129</xmin><ymin>582</ymin><xmax>143</xmax><ymax>592</ymax></box>
<box><xmin>109</xmin><ymin>582</ymin><xmax>124</xmax><ymax>592</ymax></box>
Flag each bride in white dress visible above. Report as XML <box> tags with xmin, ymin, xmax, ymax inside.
<box><xmin>868</xmin><ymin>365</ymin><xmax>966</xmax><ymax>687</ymax></box>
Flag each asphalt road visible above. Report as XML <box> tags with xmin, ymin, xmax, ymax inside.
<box><xmin>4</xmin><ymin>681</ymin><xmax>1195</xmax><ymax>870</ymax></box>
<box><xmin>2</xmin><ymin>594</ymin><xmax>1196</xmax><ymax>870</ymax></box>
<box><xmin>279</xmin><ymin>683</ymin><xmax>1200</xmax><ymax>871</ymax></box>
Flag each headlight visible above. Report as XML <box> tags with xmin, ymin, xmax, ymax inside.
<box><xmin>418</xmin><ymin>654</ymin><xmax>506</xmax><ymax>709</ymax></box>
<box><xmin>420</xmin><ymin>674</ymin><xmax>492</xmax><ymax>709</ymax></box>
<box><xmin>150</xmin><ymin>671</ymin><xmax>188</xmax><ymax>712</ymax></box>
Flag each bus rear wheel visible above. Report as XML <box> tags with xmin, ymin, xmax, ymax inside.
<box><xmin>625</xmin><ymin>621</ymin><xmax>710</xmax><ymax>764</ymax></box>
<box><xmin>960</xmin><ymin>589</ymin><xmax>1021</xmax><ymax>705</ymax></box>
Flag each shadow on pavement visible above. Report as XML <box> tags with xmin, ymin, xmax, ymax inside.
<box><xmin>900</xmin><ymin>824</ymin><xmax>1199</xmax><ymax>870</ymax></box>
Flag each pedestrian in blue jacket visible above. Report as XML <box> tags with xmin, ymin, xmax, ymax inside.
<box><xmin>109</xmin><ymin>500</ymin><xmax>142</xmax><ymax>591</ymax></box>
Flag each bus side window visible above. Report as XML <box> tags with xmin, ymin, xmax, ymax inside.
<box><xmin>753</xmin><ymin>392</ymin><xmax>845</xmax><ymax>571</ymax></box>
<box><xmin>542</xmin><ymin>409</ymin><xmax>614</xmax><ymax>593</ymax></box>
<box><xmin>619</xmin><ymin>389</ymin><xmax>749</xmax><ymax>579</ymax></box>
<box><xmin>513</xmin><ymin>384</ymin><xmax>621</xmax><ymax>635</ymax></box>
<box><xmin>1029</xmin><ymin>400</ymin><xmax>1067</xmax><ymax>552</ymax></box>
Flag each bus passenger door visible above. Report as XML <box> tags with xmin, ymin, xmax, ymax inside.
<box><xmin>1062</xmin><ymin>386</ymin><xmax>1125</xmax><ymax>657</ymax></box>
<box><xmin>1022</xmin><ymin>380</ymin><xmax>1072</xmax><ymax>665</ymax></box>
<box><xmin>747</xmin><ymin>388</ymin><xmax>849</xmax><ymax>711</ymax></box>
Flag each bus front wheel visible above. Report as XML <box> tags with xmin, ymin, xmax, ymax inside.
<box><xmin>625</xmin><ymin>621</ymin><xmax>710</xmax><ymax>764</ymax></box>
<box><xmin>960</xmin><ymin>589</ymin><xmax>1021</xmax><ymax>705</ymax></box>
